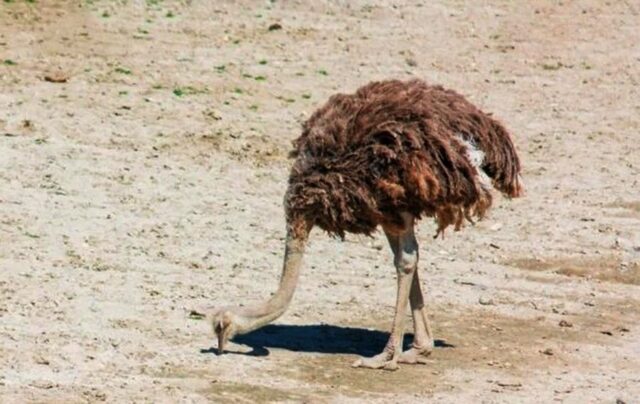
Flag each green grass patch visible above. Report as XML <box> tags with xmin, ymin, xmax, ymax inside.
<box><xmin>114</xmin><ymin>67</ymin><xmax>132</xmax><ymax>75</ymax></box>
<box><xmin>541</xmin><ymin>62</ymin><xmax>563</xmax><ymax>71</ymax></box>
<box><xmin>173</xmin><ymin>86</ymin><xmax>208</xmax><ymax>97</ymax></box>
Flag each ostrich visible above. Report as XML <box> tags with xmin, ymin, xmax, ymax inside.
<box><xmin>210</xmin><ymin>79</ymin><xmax>523</xmax><ymax>370</ymax></box>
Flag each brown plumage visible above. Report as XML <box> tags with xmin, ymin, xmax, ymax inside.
<box><xmin>285</xmin><ymin>79</ymin><xmax>523</xmax><ymax>239</ymax></box>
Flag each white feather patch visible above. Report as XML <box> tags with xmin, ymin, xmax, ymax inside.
<box><xmin>457</xmin><ymin>134</ymin><xmax>492</xmax><ymax>189</ymax></box>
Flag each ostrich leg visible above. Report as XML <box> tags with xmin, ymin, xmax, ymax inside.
<box><xmin>352</xmin><ymin>214</ymin><xmax>417</xmax><ymax>371</ymax></box>
<box><xmin>384</xmin><ymin>226</ymin><xmax>434</xmax><ymax>364</ymax></box>
<box><xmin>398</xmin><ymin>269</ymin><xmax>434</xmax><ymax>364</ymax></box>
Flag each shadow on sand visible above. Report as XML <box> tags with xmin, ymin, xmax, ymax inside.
<box><xmin>201</xmin><ymin>324</ymin><xmax>454</xmax><ymax>357</ymax></box>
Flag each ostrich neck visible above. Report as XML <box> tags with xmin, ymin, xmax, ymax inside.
<box><xmin>234</xmin><ymin>231</ymin><xmax>307</xmax><ymax>335</ymax></box>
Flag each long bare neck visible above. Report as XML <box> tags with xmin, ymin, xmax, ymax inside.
<box><xmin>234</xmin><ymin>226</ymin><xmax>308</xmax><ymax>335</ymax></box>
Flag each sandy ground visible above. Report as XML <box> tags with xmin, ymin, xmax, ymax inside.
<box><xmin>1</xmin><ymin>0</ymin><xmax>639</xmax><ymax>402</ymax></box>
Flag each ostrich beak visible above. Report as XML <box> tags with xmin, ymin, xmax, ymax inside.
<box><xmin>217</xmin><ymin>331</ymin><xmax>226</xmax><ymax>355</ymax></box>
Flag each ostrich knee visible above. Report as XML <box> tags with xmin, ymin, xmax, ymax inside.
<box><xmin>395</xmin><ymin>255</ymin><xmax>417</xmax><ymax>274</ymax></box>
<box><xmin>394</xmin><ymin>239</ymin><xmax>419</xmax><ymax>275</ymax></box>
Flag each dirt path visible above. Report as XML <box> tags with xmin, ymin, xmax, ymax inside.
<box><xmin>1</xmin><ymin>1</ymin><xmax>639</xmax><ymax>402</ymax></box>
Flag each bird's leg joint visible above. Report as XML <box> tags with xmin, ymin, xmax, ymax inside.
<box><xmin>395</xmin><ymin>253</ymin><xmax>417</xmax><ymax>275</ymax></box>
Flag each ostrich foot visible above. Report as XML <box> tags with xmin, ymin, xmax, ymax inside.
<box><xmin>398</xmin><ymin>345</ymin><xmax>433</xmax><ymax>365</ymax></box>
<box><xmin>352</xmin><ymin>351</ymin><xmax>399</xmax><ymax>371</ymax></box>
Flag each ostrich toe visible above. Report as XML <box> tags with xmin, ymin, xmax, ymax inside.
<box><xmin>352</xmin><ymin>350</ymin><xmax>400</xmax><ymax>371</ymax></box>
<box><xmin>397</xmin><ymin>346</ymin><xmax>433</xmax><ymax>365</ymax></box>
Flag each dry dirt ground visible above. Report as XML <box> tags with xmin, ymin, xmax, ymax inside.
<box><xmin>1</xmin><ymin>1</ymin><xmax>639</xmax><ymax>403</ymax></box>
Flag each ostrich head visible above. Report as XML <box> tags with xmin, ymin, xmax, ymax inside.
<box><xmin>210</xmin><ymin>309</ymin><xmax>238</xmax><ymax>354</ymax></box>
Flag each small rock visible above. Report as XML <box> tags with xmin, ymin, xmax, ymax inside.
<box><xmin>479</xmin><ymin>296</ymin><xmax>495</xmax><ymax>306</ymax></box>
<box><xmin>30</xmin><ymin>380</ymin><xmax>55</xmax><ymax>389</ymax></box>
<box><xmin>541</xmin><ymin>348</ymin><xmax>554</xmax><ymax>356</ymax></box>
<box><xmin>268</xmin><ymin>23</ymin><xmax>283</xmax><ymax>31</ymax></box>
<box><xmin>188</xmin><ymin>310</ymin><xmax>205</xmax><ymax>320</ymax></box>
<box><xmin>43</xmin><ymin>72</ymin><xmax>69</xmax><ymax>83</ymax></box>
<box><xmin>34</xmin><ymin>356</ymin><xmax>50</xmax><ymax>365</ymax></box>
<box><xmin>495</xmin><ymin>380</ymin><xmax>522</xmax><ymax>388</ymax></box>
<box><xmin>21</xmin><ymin>119</ymin><xmax>34</xmax><ymax>130</ymax></box>
<box><xmin>558</xmin><ymin>320</ymin><xmax>573</xmax><ymax>328</ymax></box>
